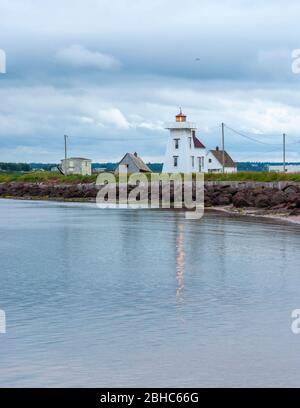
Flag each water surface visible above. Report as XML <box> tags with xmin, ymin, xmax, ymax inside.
<box><xmin>1</xmin><ymin>199</ymin><xmax>300</xmax><ymax>387</ymax></box>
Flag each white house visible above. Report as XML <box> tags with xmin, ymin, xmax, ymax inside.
<box><xmin>60</xmin><ymin>157</ymin><xmax>92</xmax><ymax>176</ymax></box>
<box><xmin>162</xmin><ymin>110</ymin><xmax>206</xmax><ymax>173</ymax></box>
<box><xmin>206</xmin><ymin>147</ymin><xmax>237</xmax><ymax>173</ymax></box>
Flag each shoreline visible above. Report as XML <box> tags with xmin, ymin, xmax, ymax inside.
<box><xmin>1</xmin><ymin>195</ymin><xmax>300</xmax><ymax>226</ymax></box>
<box><xmin>208</xmin><ymin>205</ymin><xmax>300</xmax><ymax>225</ymax></box>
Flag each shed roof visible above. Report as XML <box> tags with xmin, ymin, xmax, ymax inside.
<box><xmin>119</xmin><ymin>153</ymin><xmax>151</xmax><ymax>172</ymax></box>
<box><xmin>210</xmin><ymin>149</ymin><xmax>236</xmax><ymax>168</ymax></box>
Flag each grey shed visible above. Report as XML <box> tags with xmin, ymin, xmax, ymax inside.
<box><xmin>115</xmin><ymin>152</ymin><xmax>151</xmax><ymax>174</ymax></box>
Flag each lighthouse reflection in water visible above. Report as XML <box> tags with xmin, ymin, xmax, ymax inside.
<box><xmin>176</xmin><ymin>222</ymin><xmax>185</xmax><ymax>301</ymax></box>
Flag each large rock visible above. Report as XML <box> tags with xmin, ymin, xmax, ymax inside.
<box><xmin>213</xmin><ymin>193</ymin><xmax>232</xmax><ymax>206</ymax></box>
<box><xmin>232</xmin><ymin>192</ymin><xmax>252</xmax><ymax>207</ymax></box>
<box><xmin>255</xmin><ymin>194</ymin><xmax>271</xmax><ymax>208</ymax></box>
<box><xmin>204</xmin><ymin>196</ymin><xmax>212</xmax><ymax>207</ymax></box>
<box><xmin>271</xmin><ymin>191</ymin><xmax>287</xmax><ymax>206</ymax></box>
<box><xmin>283</xmin><ymin>185</ymin><xmax>299</xmax><ymax>194</ymax></box>
<box><xmin>252</xmin><ymin>186</ymin><xmax>265</xmax><ymax>196</ymax></box>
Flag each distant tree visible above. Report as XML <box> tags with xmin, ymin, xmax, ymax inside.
<box><xmin>0</xmin><ymin>162</ymin><xmax>31</xmax><ymax>172</ymax></box>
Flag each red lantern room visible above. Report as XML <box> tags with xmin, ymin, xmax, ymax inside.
<box><xmin>175</xmin><ymin>108</ymin><xmax>186</xmax><ymax>122</ymax></box>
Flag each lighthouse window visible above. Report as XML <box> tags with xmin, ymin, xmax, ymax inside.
<box><xmin>174</xmin><ymin>139</ymin><xmax>179</xmax><ymax>149</ymax></box>
<box><xmin>188</xmin><ymin>137</ymin><xmax>192</xmax><ymax>149</ymax></box>
<box><xmin>173</xmin><ymin>156</ymin><xmax>178</xmax><ymax>167</ymax></box>
<box><xmin>191</xmin><ymin>156</ymin><xmax>194</xmax><ymax>167</ymax></box>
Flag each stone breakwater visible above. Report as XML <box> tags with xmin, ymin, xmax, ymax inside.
<box><xmin>0</xmin><ymin>181</ymin><xmax>300</xmax><ymax>215</ymax></box>
<box><xmin>0</xmin><ymin>182</ymin><xmax>99</xmax><ymax>200</ymax></box>
<box><xmin>204</xmin><ymin>181</ymin><xmax>300</xmax><ymax>215</ymax></box>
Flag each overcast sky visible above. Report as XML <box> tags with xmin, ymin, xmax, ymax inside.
<box><xmin>1</xmin><ymin>0</ymin><xmax>300</xmax><ymax>163</ymax></box>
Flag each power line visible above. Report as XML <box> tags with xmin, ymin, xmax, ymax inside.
<box><xmin>225</xmin><ymin>125</ymin><xmax>283</xmax><ymax>146</ymax></box>
<box><xmin>225</xmin><ymin>125</ymin><xmax>300</xmax><ymax>147</ymax></box>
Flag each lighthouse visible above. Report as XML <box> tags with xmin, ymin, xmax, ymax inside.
<box><xmin>162</xmin><ymin>110</ymin><xmax>206</xmax><ymax>173</ymax></box>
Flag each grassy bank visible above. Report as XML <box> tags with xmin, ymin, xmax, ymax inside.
<box><xmin>204</xmin><ymin>171</ymin><xmax>300</xmax><ymax>182</ymax></box>
<box><xmin>0</xmin><ymin>171</ymin><xmax>300</xmax><ymax>184</ymax></box>
<box><xmin>0</xmin><ymin>172</ymin><xmax>98</xmax><ymax>183</ymax></box>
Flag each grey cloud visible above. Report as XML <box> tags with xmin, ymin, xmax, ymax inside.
<box><xmin>56</xmin><ymin>45</ymin><xmax>121</xmax><ymax>71</ymax></box>
<box><xmin>1</xmin><ymin>0</ymin><xmax>300</xmax><ymax>162</ymax></box>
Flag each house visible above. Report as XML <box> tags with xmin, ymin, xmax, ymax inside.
<box><xmin>206</xmin><ymin>147</ymin><xmax>237</xmax><ymax>173</ymax></box>
<box><xmin>162</xmin><ymin>110</ymin><xmax>206</xmax><ymax>173</ymax></box>
<box><xmin>60</xmin><ymin>157</ymin><xmax>92</xmax><ymax>176</ymax></box>
<box><xmin>92</xmin><ymin>167</ymin><xmax>106</xmax><ymax>174</ymax></box>
<box><xmin>115</xmin><ymin>152</ymin><xmax>151</xmax><ymax>174</ymax></box>
<box><xmin>268</xmin><ymin>164</ymin><xmax>300</xmax><ymax>173</ymax></box>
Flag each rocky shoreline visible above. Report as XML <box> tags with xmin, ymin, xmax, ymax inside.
<box><xmin>1</xmin><ymin>180</ymin><xmax>300</xmax><ymax>222</ymax></box>
<box><xmin>204</xmin><ymin>181</ymin><xmax>300</xmax><ymax>216</ymax></box>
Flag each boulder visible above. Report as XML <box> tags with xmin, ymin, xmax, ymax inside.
<box><xmin>204</xmin><ymin>196</ymin><xmax>212</xmax><ymax>207</ymax></box>
<box><xmin>287</xmin><ymin>193</ymin><xmax>300</xmax><ymax>208</ymax></box>
<box><xmin>252</xmin><ymin>186</ymin><xmax>265</xmax><ymax>196</ymax></box>
<box><xmin>255</xmin><ymin>194</ymin><xmax>271</xmax><ymax>208</ymax></box>
<box><xmin>213</xmin><ymin>193</ymin><xmax>232</xmax><ymax>206</ymax></box>
<box><xmin>283</xmin><ymin>185</ymin><xmax>299</xmax><ymax>194</ymax></box>
<box><xmin>271</xmin><ymin>191</ymin><xmax>287</xmax><ymax>206</ymax></box>
<box><xmin>232</xmin><ymin>192</ymin><xmax>252</xmax><ymax>208</ymax></box>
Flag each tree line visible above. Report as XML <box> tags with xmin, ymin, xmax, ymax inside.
<box><xmin>0</xmin><ymin>162</ymin><xmax>31</xmax><ymax>172</ymax></box>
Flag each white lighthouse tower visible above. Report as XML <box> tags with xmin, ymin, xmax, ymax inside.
<box><xmin>162</xmin><ymin>110</ymin><xmax>206</xmax><ymax>173</ymax></box>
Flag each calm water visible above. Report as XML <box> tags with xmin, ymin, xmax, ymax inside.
<box><xmin>1</xmin><ymin>199</ymin><xmax>300</xmax><ymax>387</ymax></box>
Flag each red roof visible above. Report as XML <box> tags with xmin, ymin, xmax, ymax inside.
<box><xmin>193</xmin><ymin>134</ymin><xmax>205</xmax><ymax>149</ymax></box>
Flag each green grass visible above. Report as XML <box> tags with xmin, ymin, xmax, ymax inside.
<box><xmin>0</xmin><ymin>171</ymin><xmax>300</xmax><ymax>184</ymax></box>
<box><xmin>204</xmin><ymin>171</ymin><xmax>300</xmax><ymax>182</ymax></box>
<box><xmin>0</xmin><ymin>171</ymin><xmax>98</xmax><ymax>183</ymax></box>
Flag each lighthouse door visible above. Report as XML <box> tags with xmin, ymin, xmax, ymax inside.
<box><xmin>198</xmin><ymin>157</ymin><xmax>202</xmax><ymax>172</ymax></box>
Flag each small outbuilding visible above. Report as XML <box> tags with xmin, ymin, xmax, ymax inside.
<box><xmin>206</xmin><ymin>147</ymin><xmax>237</xmax><ymax>174</ymax></box>
<box><xmin>60</xmin><ymin>157</ymin><xmax>92</xmax><ymax>176</ymax></box>
<box><xmin>268</xmin><ymin>164</ymin><xmax>300</xmax><ymax>173</ymax></box>
<box><xmin>115</xmin><ymin>152</ymin><xmax>151</xmax><ymax>174</ymax></box>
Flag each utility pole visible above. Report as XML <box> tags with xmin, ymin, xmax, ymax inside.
<box><xmin>64</xmin><ymin>134</ymin><xmax>68</xmax><ymax>175</ymax></box>
<box><xmin>221</xmin><ymin>123</ymin><xmax>225</xmax><ymax>174</ymax></box>
<box><xmin>283</xmin><ymin>133</ymin><xmax>286</xmax><ymax>173</ymax></box>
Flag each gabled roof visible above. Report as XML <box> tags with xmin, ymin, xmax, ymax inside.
<box><xmin>210</xmin><ymin>149</ymin><xmax>236</xmax><ymax>168</ymax></box>
<box><xmin>193</xmin><ymin>134</ymin><xmax>206</xmax><ymax>149</ymax></box>
<box><xmin>119</xmin><ymin>153</ymin><xmax>151</xmax><ymax>172</ymax></box>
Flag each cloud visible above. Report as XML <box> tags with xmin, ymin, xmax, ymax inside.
<box><xmin>98</xmin><ymin>108</ymin><xmax>129</xmax><ymax>129</ymax></box>
<box><xmin>56</xmin><ymin>45</ymin><xmax>121</xmax><ymax>70</ymax></box>
<box><xmin>1</xmin><ymin>0</ymin><xmax>300</xmax><ymax>162</ymax></box>
<box><xmin>0</xmin><ymin>49</ymin><xmax>6</xmax><ymax>74</ymax></box>
<box><xmin>1</xmin><ymin>80</ymin><xmax>300</xmax><ymax>163</ymax></box>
